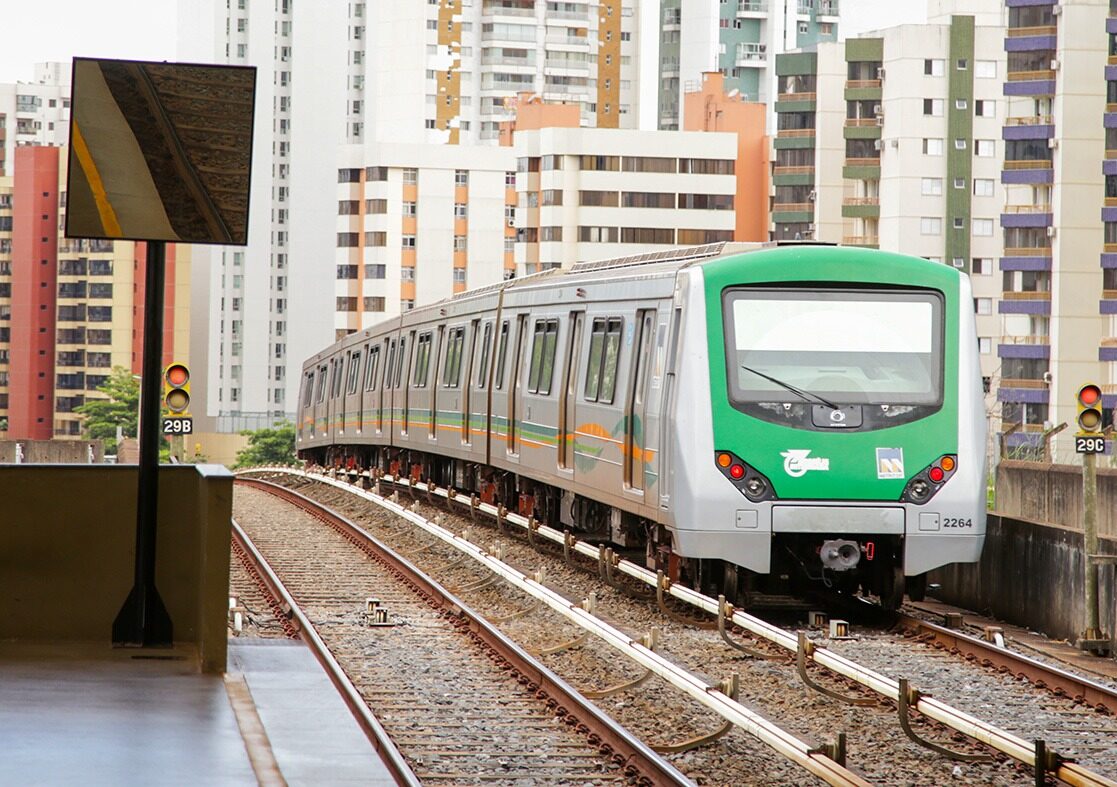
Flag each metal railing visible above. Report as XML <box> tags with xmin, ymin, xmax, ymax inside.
<box><xmin>1003</xmin><ymin>204</ymin><xmax>1051</xmax><ymax>213</ymax></box>
<box><xmin>999</xmin><ymin>334</ymin><xmax>1050</xmax><ymax>344</ymax></box>
<box><xmin>738</xmin><ymin>0</ymin><xmax>768</xmax><ymax>13</ymax></box>
<box><xmin>1005</xmin><ymin>115</ymin><xmax>1053</xmax><ymax>126</ymax></box>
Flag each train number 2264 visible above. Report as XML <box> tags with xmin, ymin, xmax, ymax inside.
<box><xmin>943</xmin><ymin>517</ymin><xmax>973</xmax><ymax>528</ymax></box>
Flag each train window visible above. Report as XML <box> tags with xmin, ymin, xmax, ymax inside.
<box><xmin>364</xmin><ymin>346</ymin><xmax>380</xmax><ymax>391</ymax></box>
<box><xmin>443</xmin><ymin>327</ymin><xmax>465</xmax><ymax>388</ymax></box>
<box><xmin>494</xmin><ymin>321</ymin><xmax>510</xmax><ymax>389</ymax></box>
<box><xmin>476</xmin><ymin>322</ymin><xmax>493</xmax><ymax>387</ymax></box>
<box><xmin>303</xmin><ymin>371</ymin><xmax>315</xmax><ymax>407</ymax></box>
<box><xmin>346</xmin><ymin>351</ymin><xmax>361</xmax><ymax>394</ymax></box>
<box><xmin>385</xmin><ymin>341</ymin><xmax>397</xmax><ymax>389</ymax></box>
<box><xmin>332</xmin><ymin>358</ymin><xmax>345</xmax><ymax>398</ymax></box>
<box><xmin>527</xmin><ymin>319</ymin><xmax>559</xmax><ymax>395</ymax></box>
<box><xmin>316</xmin><ymin>364</ymin><xmax>328</xmax><ymax>402</ymax></box>
<box><xmin>413</xmin><ymin>333</ymin><xmax>432</xmax><ymax>387</ymax></box>
<box><xmin>585</xmin><ymin>317</ymin><xmax>623</xmax><ymax>403</ymax></box>
<box><xmin>394</xmin><ymin>337</ymin><xmax>407</xmax><ymax>388</ymax></box>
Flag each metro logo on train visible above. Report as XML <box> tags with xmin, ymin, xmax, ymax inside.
<box><xmin>297</xmin><ymin>242</ymin><xmax>986</xmax><ymax>609</ymax></box>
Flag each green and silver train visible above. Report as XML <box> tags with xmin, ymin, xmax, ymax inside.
<box><xmin>298</xmin><ymin>242</ymin><xmax>986</xmax><ymax>608</ymax></box>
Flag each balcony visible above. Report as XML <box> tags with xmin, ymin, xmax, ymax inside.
<box><xmin>842</xmin><ymin>236</ymin><xmax>879</xmax><ymax>246</ymax></box>
<box><xmin>818</xmin><ymin>0</ymin><xmax>839</xmax><ymax>17</ymax></box>
<box><xmin>481</xmin><ymin>4</ymin><xmax>535</xmax><ymax>18</ymax></box>
<box><xmin>773</xmin><ymin>202</ymin><xmax>813</xmax><ymax>212</ymax></box>
<box><xmin>735</xmin><ymin>43</ymin><xmax>768</xmax><ymax>67</ymax></box>
<box><xmin>1006</xmin><ymin>69</ymin><xmax>1056</xmax><ymax>82</ymax></box>
<box><xmin>1002</xmin><ymin>290</ymin><xmax>1051</xmax><ymax>300</ymax></box>
<box><xmin>845</xmin><ymin>79</ymin><xmax>881</xmax><ymax>90</ymax></box>
<box><xmin>1005</xmin><ymin>115</ymin><xmax>1054</xmax><ymax>126</ymax></box>
<box><xmin>737</xmin><ymin>0</ymin><xmax>768</xmax><ymax>15</ymax></box>
<box><xmin>778</xmin><ymin>91</ymin><xmax>816</xmax><ymax>102</ymax></box>
<box><xmin>776</xmin><ymin>128</ymin><xmax>815</xmax><ymax>138</ymax></box>
<box><xmin>1000</xmin><ymin>378</ymin><xmax>1048</xmax><ymax>388</ymax></box>
<box><xmin>1000</xmin><ymin>335</ymin><xmax>1050</xmax><ymax>345</ymax></box>
<box><xmin>544</xmin><ymin>33</ymin><xmax>589</xmax><ymax>47</ymax></box>
<box><xmin>1004</xmin><ymin>159</ymin><xmax>1052</xmax><ymax>169</ymax></box>
<box><xmin>844</xmin><ymin>118</ymin><xmax>881</xmax><ymax>128</ymax></box>
<box><xmin>1004</xmin><ymin>247</ymin><xmax>1053</xmax><ymax>257</ymax></box>
<box><xmin>844</xmin><ymin>157</ymin><xmax>880</xmax><ymax>167</ymax></box>
<box><xmin>1006</xmin><ymin>25</ymin><xmax>1058</xmax><ymax>37</ymax></box>
<box><xmin>1003</xmin><ymin>204</ymin><xmax>1052</xmax><ymax>213</ymax></box>
<box><xmin>796</xmin><ymin>0</ymin><xmax>813</xmax><ymax>14</ymax></box>
<box><xmin>842</xmin><ymin>197</ymin><xmax>879</xmax><ymax>206</ymax></box>
<box><xmin>772</xmin><ymin>166</ymin><xmax>814</xmax><ymax>176</ymax></box>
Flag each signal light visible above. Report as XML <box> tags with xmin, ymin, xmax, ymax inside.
<box><xmin>717</xmin><ymin>453</ymin><xmax>732</xmax><ymax>468</ymax></box>
<box><xmin>1077</xmin><ymin>383</ymin><xmax>1103</xmax><ymax>434</ymax></box>
<box><xmin>163</xmin><ymin>363</ymin><xmax>190</xmax><ymax>414</ymax></box>
<box><xmin>729</xmin><ymin>463</ymin><xmax>745</xmax><ymax>479</ymax></box>
<box><xmin>928</xmin><ymin>466</ymin><xmax>945</xmax><ymax>483</ymax></box>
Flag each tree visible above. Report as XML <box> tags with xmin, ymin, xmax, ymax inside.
<box><xmin>75</xmin><ymin>367</ymin><xmax>139</xmax><ymax>454</ymax></box>
<box><xmin>233</xmin><ymin>421</ymin><xmax>298</xmax><ymax>468</ymax></box>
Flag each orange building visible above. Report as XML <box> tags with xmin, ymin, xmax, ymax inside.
<box><xmin>683</xmin><ymin>72</ymin><xmax>770</xmax><ymax>242</ymax></box>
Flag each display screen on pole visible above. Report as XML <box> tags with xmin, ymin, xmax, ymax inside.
<box><xmin>65</xmin><ymin>57</ymin><xmax>256</xmax><ymax>245</ymax></box>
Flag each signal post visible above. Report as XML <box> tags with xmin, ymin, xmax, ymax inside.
<box><xmin>1074</xmin><ymin>383</ymin><xmax>1111</xmax><ymax>655</ymax></box>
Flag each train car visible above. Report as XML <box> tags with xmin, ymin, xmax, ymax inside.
<box><xmin>297</xmin><ymin>242</ymin><xmax>986</xmax><ymax>608</ymax></box>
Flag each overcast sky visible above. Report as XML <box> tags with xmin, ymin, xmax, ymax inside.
<box><xmin>0</xmin><ymin>0</ymin><xmax>926</xmax><ymax>85</ymax></box>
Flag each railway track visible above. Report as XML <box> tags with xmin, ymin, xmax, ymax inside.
<box><xmin>232</xmin><ymin>483</ymin><xmax>692</xmax><ymax>786</ymax></box>
<box><xmin>240</xmin><ymin>467</ymin><xmax>1117</xmax><ymax>786</ymax></box>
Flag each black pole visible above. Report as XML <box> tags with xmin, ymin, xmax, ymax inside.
<box><xmin>112</xmin><ymin>240</ymin><xmax>173</xmax><ymax>647</ymax></box>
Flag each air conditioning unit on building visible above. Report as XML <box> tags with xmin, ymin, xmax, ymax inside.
<box><xmin>1046</xmin><ymin>226</ymin><xmax>1057</xmax><ymax>237</ymax></box>
<box><xmin>873</xmin><ymin>104</ymin><xmax>883</xmax><ymax>116</ymax></box>
<box><xmin>1048</xmin><ymin>138</ymin><xmax>1058</xmax><ymax>149</ymax></box>
<box><xmin>507</xmin><ymin>217</ymin><xmax>515</xmax><ymax>226</ymax></box>
<box><xmin>1052</xmin><ymin>4</ymin><xmax>1062</xmax><ymax>15</ymax></box>
<box><xmin>1050</xmin><ymin>59</ymin><xmax>1060</xmax><ymax>70</ymax></box>
<box><xmin>876</xmin><ymin>67</ymin><xmax>885</xmax><ymax>80</ymax></box>
<box><xmin>873</xmin><ymin>139</ymin><xmax>882</xmax><ymax>151</ymax></box>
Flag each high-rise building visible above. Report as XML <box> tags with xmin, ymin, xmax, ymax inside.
<box><xmin>0</xmin><ymin>145</ymin><xmax>189</xmax><ymax>442</ymax></box>
<box><xmin>0</xmin><ymin>63</ymin><xmax>72</xmax><ymax>176</ymax></box>
<box><xmin>178</xmin><ymin>0</ymin><xmax>346</xmax><ymax>429</ymax></box>
<box><xmin>998</xmin><ymin>0</ymin><xmax>1109</xmax><ymax>458</ymax></box>
<box><xmin>333</xmin><ymin>143</ymin><xmax>517</xmax><ymax>337</ymax></box>
<box><xmin>657</xmin><ymin>0</ymin><xmax>840</xmax><ymax>131</ymax></box>
<box><xmin>352</xmin><ymin>0</ymin><xmax>641</xmax><ymax>146</ymax></box>
<box><xmin>771</xmin><ymin>6</ymin><xmax>1007</xmax><ymax>430</ymax></box>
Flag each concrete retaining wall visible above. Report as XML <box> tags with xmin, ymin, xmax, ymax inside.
<box><xmin>0</xmin><ymin>464</ymin><xmax>233</xmax><ymax>672</ymax></box>
<box><xmin>994</xmin><ymin>459</ymin><xmax>1117</xmax><ymax>538</ymax></box>
<box><xmin>931</xmin><ymin>514</ymin><xmax>1116</xmax><ymax>645</ymax></box>
<box><xmin>0</xmin><ymin>440</ymin><xmax>104</xmax><ymax>464</ymax></box>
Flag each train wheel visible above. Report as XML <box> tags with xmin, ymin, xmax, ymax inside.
<box><xmin>884</xmin><ymin>566</ymin><xmax>905</xmax><ymax>610</ymax></box>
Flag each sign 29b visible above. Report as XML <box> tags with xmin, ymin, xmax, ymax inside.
<box><xmin>162</xmin><ymin>416</ymin><xmax>193</xmax><ymax>435</ymax></box>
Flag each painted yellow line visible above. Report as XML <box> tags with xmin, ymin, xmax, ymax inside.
<box><xmin>71</xmin><ymin>121</ymin><xmax>122</xmax><ymax>237</ymax></box>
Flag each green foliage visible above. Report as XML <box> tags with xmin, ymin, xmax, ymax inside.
<box><xmin>75</xmin><ymin>367</ymin><xmax>139</xmax><ymax>454</ymax></box>
<box><xmin>233</xmin><ymin>421</ymin><xmax>298</xmax><ymax>468</ymax></box>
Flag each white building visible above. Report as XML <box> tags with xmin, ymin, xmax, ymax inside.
<box><xmin>352</xmin><ymin>0</ymin><xmax>642</xmax><ymax>146</ymax></box>
<box><xmin>0</xmin><ymin>63</ymin><xmax>71</xmax><ymax>175</ymax></box>
<box><xmin>178</xmin><ymin>0</ymin><xmax>346</xmax><ymax>428</ymax></box>
<box><xmin>512</xmin><ymin>126</ymin><xmax>738</xmax><ymax>272</ymax></box>
<box><xmin>334</xmin><ymin>142</ymin><xmax>516</xmax><ymax>336</ymax></box>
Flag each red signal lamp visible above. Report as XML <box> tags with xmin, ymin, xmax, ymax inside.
<box><xmin>928</xmin><ymin>466</ymin><xmax>945</xmax><ymax>483</ymax></box>
<box><xmin>729</xmin><ymin>463</ymin><xmax>745</xmax><ymax>480</ymax></box>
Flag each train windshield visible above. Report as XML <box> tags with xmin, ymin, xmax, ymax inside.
<box><xmin>725</xmin><ymin>288</ymin><xmax>943</xmax><ymax>407</ymax></box>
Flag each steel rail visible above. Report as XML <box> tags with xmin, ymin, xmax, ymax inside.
<box><xmin>235</xmin><ymin>478</ymin><xmax>695</xmax><ymax>787</ymax></box>
<box><xmin>895</xmin><ymin>614</ymin><xmax>1117</xmax><ymax>715</ymax></box>
<box><xmin>243</xmin><ymin>467</ymin><xmax>1117</xmax><ymax>787</ymax></box>
<box><xmin>230</xmin><ymin>518</ymin><xmax>422</xmax><ymax>787</ymax></box>
<box><xmin>239</xmin><ymin>474</ymin><xmax>868</xmax><ymax>787</ymax></box>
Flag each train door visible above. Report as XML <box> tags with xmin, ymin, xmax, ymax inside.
<box><xmin>398</xmin><ymin>333</ymin><xmax>411</xmax><ymax>438</ymax></box>
<box><xmin>384</xmin><ymin>338</ymin><xmax>397</xmax><ymax>437</ymax></box>
<box><xmin>559</xmin><ymin>311</ymin><xmax>584</xmax><ymax>472</ymax></box>
<box><xmin>488</xmin><ymin>319</ymin><xmax>510</xmax><ymax>462</ymax></box>
<box><xmin>625</xmin><ymin>309</ymin><xmax>656</xmax><ymax>491</ymax></box>
<box><xmin>300</xmin><ymin>368</ymin><xmax>315</xmax><ymax>443</ymax></box>
<box><xmin>461</xmin><ymin>319</ymin><xmax>480</xmax><ymax>444</ymax></box>
<box><xmin>508</xmin><ymin>314</ymin><xmax>527</xmax><ymax>455</ymax></box>
<box><xmin>365</xmin><ymin>343</ymin><xmax>381</xmax><ymax>435</ymax></box>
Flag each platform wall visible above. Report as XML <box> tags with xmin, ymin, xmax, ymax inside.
<box><xmin>931</xmin><ymin>514</ymin><xmax>1117</xmax><ymax>644</ymax></box>
<box><xmin>0</xmin><ymin>464</ymin><xmax>232</xmax><ymax>672</ymax></box>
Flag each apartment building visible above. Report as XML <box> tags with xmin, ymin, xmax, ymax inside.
<box><xmin>772</xmin><ymin>7</ymin><xmax>1007</xmax><ymax>424</ymax></box>
<box><xmin>657</xmin><ymin>0</ymin><xmax>840</xmax><ymax>131</ymax></box>
<box><xmin>1105</xmin><ymin>1</ymin><xmax>1117</xmax><ymax>414</ymax></box>
<box><xmin>0</xmin><ymin>146</ymin><xmax>189</xmax><ymax>441</ymax></box>
<box><xmin>178</xmin><ymin>0</ymin><xmax>346</xmax><ymax>429</ymax></box>
<box><xmin>998</xmin><ymin>0</ymin><xmax>1109</xmax><ymax>457</ymax></box>
<box><xmin>512</xmin><ymin>126</ymin><xmax>738</xmax><ymax>272</ymax></box>
<box><xmin>353</xmin><ymin>0</ymin><xmax>641</xmax><ymax>146</ymax></box>
<box><xmin>334</xmin><ymin>143</ymin><xmax>516</xmax><ymax>337</ymax></box>
<box><xmin>0</xmin><ymin>63</ymin><xmax>71</xmax><ymax>176</ymax></box>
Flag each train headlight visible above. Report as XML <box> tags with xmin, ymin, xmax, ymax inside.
<box><xmin>714</xmin><ymin>450</ymin><xmax>777</xmax><ymax>502</ymax></box>
<box><xmin>907</xmin><ymin>479</ymin><xmax>931</xmax><ymax>502</ymax></box>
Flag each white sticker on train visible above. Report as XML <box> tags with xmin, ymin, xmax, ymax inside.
<box><xmin>781</xmin><ymin>449</ymin><xmax>830</xmax><ymax>477</ymax></box>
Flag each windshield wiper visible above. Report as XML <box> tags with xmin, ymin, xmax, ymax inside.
<box><xmin>740</xmin><ymin>365</ymin><xmax>840</xmax><ymax>411</ymax></box>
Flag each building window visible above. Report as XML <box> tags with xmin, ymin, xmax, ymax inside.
<box><xmin>540</xmin><ymin>226</ymin><xmax>563</xmax><ymax>242</ymax></box>
<box><xmin>978</xmin><ymin>337</ymin><xmax>992</xmax><ymax>354</ymax></box>
<box><xmin>365</xmin><ymin>263</ymin><xmax>386</xmax><ymax>279</ymax></box>
<box><xmin>954</xmin><ymin>177</ymin><xmax>966</xmax><ymax>189</ymax></box>
<box><xmin>974</xmin><ymin>298</ymin><xmax>992</xmax><ymax>315</ymax></box>
<box><xmin>972</xmin><ymin>218</ymin><xmax>994</xmax><ymax>236</ymax></box>
<box><xmin>364</xmin><ymin>296</ymin><xmax>386</xmax><ymax>312</ymax></box>
<box><xmin>920</xmin><ymin>178</ymin><xmax>943</xmax><ymax>196</ymax></box>
<box><xmin>505</xmin><ymin>171</ymin><xmax>516</xmax><ymax>187</ymax></box>
<box><xmin>403</xmin><ymin>168</ymin><xmax>418</xmax><ymax>184</ymax></box>
<box><xmin>973</xmin><ymin>179</ymin><xmax>995</xmax><ymax>197</ymax></box>
<box><xmin>924</xmin><ymin>59</ymin><xmax>944</xmax><ymax>76</ymax></box>
<box><xmin>454</xmin><ymin>235</ymin><xmax>468</xmax><ymax>251</ymax></box>
<box><xmin>954</xmin><ymin>138</ymin><xmax>967</xmax><ymax>150</ymax></box>
<box><xmin>972</xmin><ymin>258</ymin><xmax>993</xmax><ymax>274</ymax></box>
<box><xmin>920</xmin><ymin>217</ymin><xmax>942</xmax><ymax>235</ymax></box>
<box><xmin>923</xmin><ymin>98</ymin><xmax>944</xmax><ymax>117</ymax></box>
<box><xmin>957</xmin><ymin>58</ymin><xmax>968</xmax><ymax>70</ymax></box>
<box><xmin>454</xmin><ymin>202</ymin><xmax>468</xmax><ymax>218</ymax></box>
<box><xmin>975</xmin><ymin>139</ymin><xmax>995</xmax><ymax>157</ymax></box>
<box><xmin>453</xmin><ymin>268</ymin><xmax>466</xmax><ymax>283</ymax></box>
<box><xmin>922</xmin><ymin>138</ymin><xmax>944</xmax><ymax>156</ymax></box>
<box><xmin>402</xmin><ymin>235</ymin><xmax>416</xmax><ymax>248</ymax></box>
<box><xmin>401</xmin><ymin>266</ymin><xmax>415</xmax><ymax>281</ymax></box>
<box><xmin>953</xmin><ymin>218</ymin><xmax>965</xmax><ymax>229</ymax></box>
<box><xmin>541</xmin><ymin>189</ymin><xmax>563</xmax><ymax>206</ymax></box>
<box><xmin>454</xmin><ymin>169</ymin><xmax>469</xmax><ymax>186</ymax></box>
<box><xmin>367</xmin><ymin>198</ymin><xmax>387</xmax><ymax>214</ymax></box>
<box><xmin>365</xmin><ymin>231</ymin><xmax>386</xmax><ymax>246</ymax></box>
<box><xmin>975</xmin><ymin>99</ymin><xmax>995</xmax><ymax>118</ymax></box>
<box><xmin>975</xmin><ymin>60</ymin><xmax>996</xmax><ymax>79</ymax></box>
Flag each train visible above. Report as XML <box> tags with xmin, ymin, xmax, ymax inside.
<box><xmin>297</xmin><ymin>241</ymin><xmax>987</xmax><ymax>608</ymax></box>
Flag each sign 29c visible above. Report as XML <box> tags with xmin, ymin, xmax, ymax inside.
<box><xmin>1075</xmin><ymin>435</ymin><xmax>1105</xmax><ymax>454</ymax></box>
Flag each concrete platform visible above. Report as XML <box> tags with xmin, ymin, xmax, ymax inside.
<box><xmin>0</xmin><ymin>640</ymin><xmax>397</xmax><ymax>786</ymax></box>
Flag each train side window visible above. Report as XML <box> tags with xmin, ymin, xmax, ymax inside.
<box><xmin>584</xmin><ymin>317</ymin><xmax>623</xmax><ymax>403</ymax></box>
<box><xmin>443</xmin><ymin>326</ymin><xmax>465</xmax><ymax>388</ymax></box>
<box><xmin>394</xmin><ymin>337</ymin><xmax>407</xmax><ymax>388</ymax></box>
<box><xmin>316</xmin><ymin>364</ymin><xmax>328</xmax><ymax>402</ymax></box>
<box><xmin>346</xmin><ymin>350</ymin><xmax>361</xmax><ymax>394</ymax></box>
<box><xmin>527</xmin><ymin>318</ymin><xmax>559</xmax><ymax>395</ymax></box>
<box><xmin>494</xmin><ymin>320</ymin><xmax>510</xmax><ymax>389</ymax></box>
<box><xmin>333</xmin><ymin>358</ymin><xmax>345</xmax><ymax>398</ymax></box>
<box><xmin>385</xmin><ymin>341</ymin><xmax>397</xmax><ymax>388</ymax></box>
<box><xmin>476</xmin><ymin>321</ymin><xmax>493</xmax><ymax>387</ymax></box>
<box><xmin>413</xmin><ymin>332</ymin><xmax>432</xmax><ymax>387</ymax></box>
<box><xmin>364</xmin><ymin>346</ymin><xmax>380</xmax><ymax>391</ymax></box>
<box><xmin>303</xmin><ymin>371</ymin><xmax>315</xmax><ymax>407</ymax></box>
